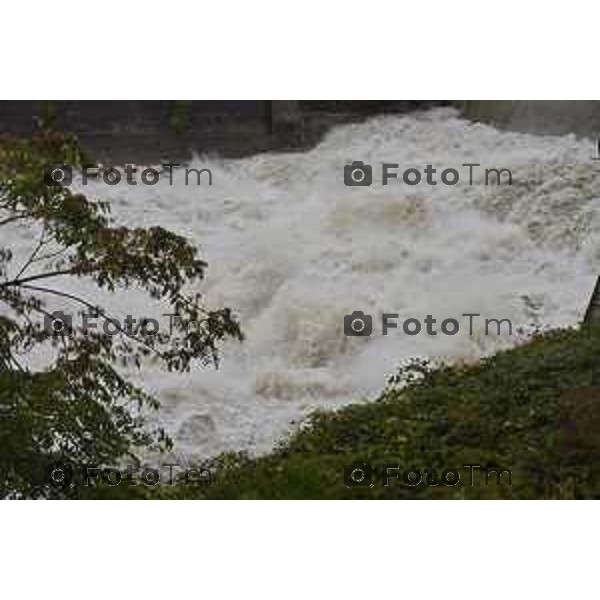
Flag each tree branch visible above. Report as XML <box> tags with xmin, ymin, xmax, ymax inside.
<box><xmin>13</xmin><ymin>225</ymin><xmax>48</xmax><ymax>281</ymax></box>
<box><xmin>0</xmin><ymin>268</ymin><xmax>78</xmax><ymax>290</ymax></box>
<box><xmin>20</xmin><ymin>283</ymin><xmax>168</xmax><ymax>361</ymax></box>
<box><xmin>0</xmin><ymin>213</ymin><xmax>28</xmax><ymax>227</ymax></box>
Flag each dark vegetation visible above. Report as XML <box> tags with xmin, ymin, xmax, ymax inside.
<box><xmin>0</xmin><ymin>128</ymin><xmax>242</xmax><ymax>498</ymax></box>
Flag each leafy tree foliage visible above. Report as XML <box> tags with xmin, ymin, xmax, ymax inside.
<box><xmin>0</xmin><ymin>128</ymin><xmax>242</xmax><ymax>498</ymax></box>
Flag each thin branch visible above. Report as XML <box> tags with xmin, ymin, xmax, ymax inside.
<box><xmin>0</xmin><ymin>213</ymin><xmax>28</xmax><ymax>227</ymax></box>
<box><xmin>34</xmin><ymin>246</ymin><xmax>68</xmax><ymax>264</ymax></box>
<box><xmin>8</xmin><ymin>353</ymin><xmax>25</xmax><ymax>373</ymax></box>
<box><xmin>14</xmin><ymin>225</ymin><xmax>48</xmax><ymax>281</ymax></box>
<box><xmin>20</xmin><ymin>283</ymin><xmax>168</xmax><ymax>361</ymax></box>
<box><xmin>0</xmin><ymin>268</ymin><xmax>78</xmax><ymax>290</ymax></box>
<box><xmin>21</xmin><ymin>283</ymin><xmax>102</xmax><ymax>315</ymax></box>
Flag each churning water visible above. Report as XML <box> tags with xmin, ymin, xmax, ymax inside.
<box><xmin>57</xmin><ymin>108</ymin><xmax>600</xmax><ymax>459</ymax></box>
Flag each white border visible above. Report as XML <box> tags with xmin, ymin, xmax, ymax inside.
<box><xmin>0</xmin><ymin>0</ymin><xmax>597</xmax><ymax>98</ymax></box>
<box><xmin>1</xmin><ymin>501</ymin><xmax>596</xmax><ymax>599</ymax></box>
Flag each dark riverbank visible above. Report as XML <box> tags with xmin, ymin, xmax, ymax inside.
<box><xmin>0</xmin><ymin>100</ymin><xmax>450</xmax><ymax>164</ymax></box>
